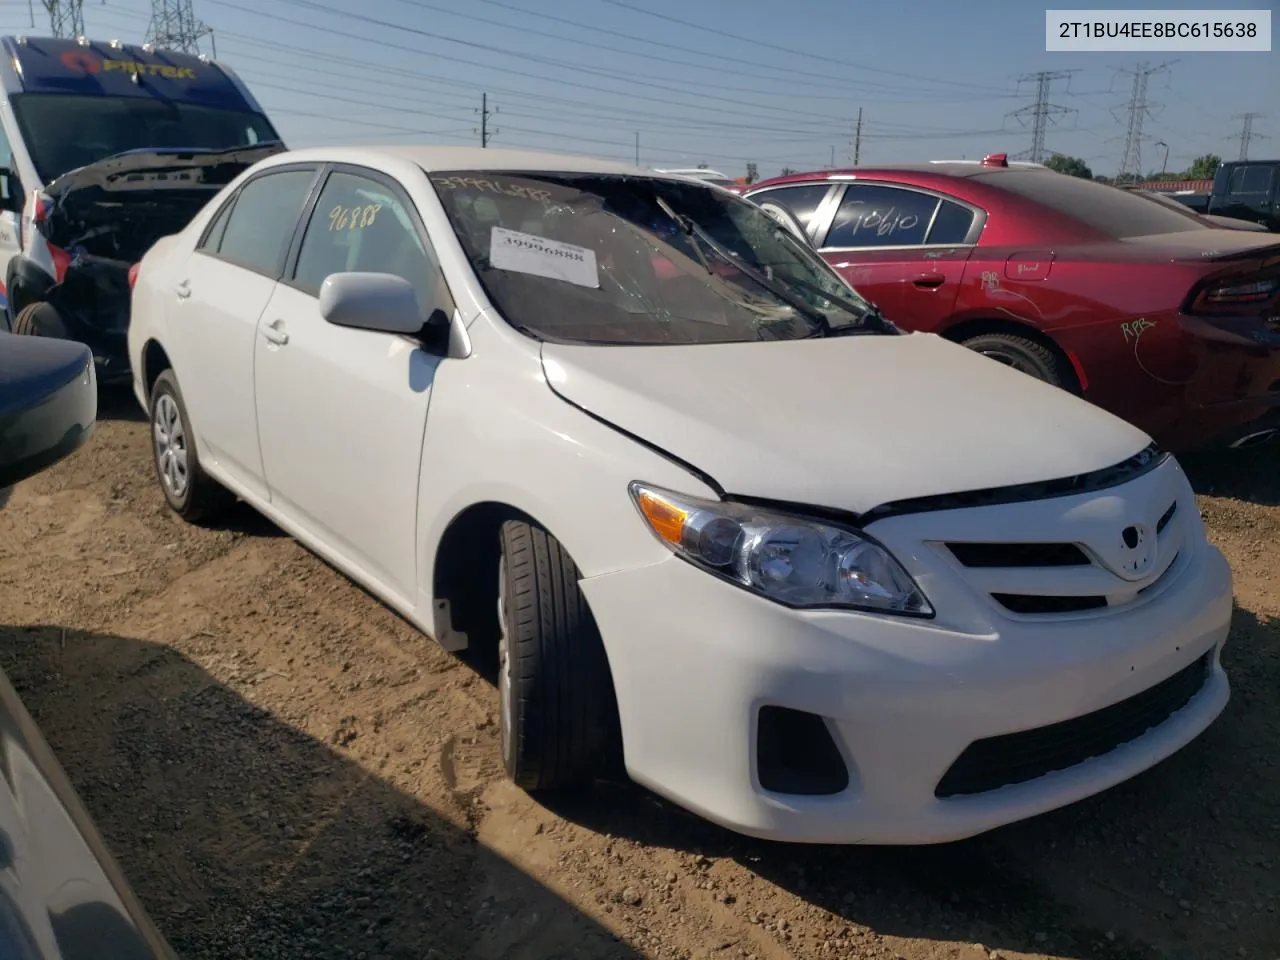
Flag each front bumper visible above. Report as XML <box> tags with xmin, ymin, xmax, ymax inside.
<box><xmin>581</xmin><ymin>465</ymin><xmax>1233</xmax><ymax>845</ymax></box>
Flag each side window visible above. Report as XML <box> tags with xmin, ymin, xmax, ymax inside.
<box><xmin>926</xmin><ymin>199</ymin><xmax>978</xmax><ymax>244</ymax></box>
<box><xmin>1227</xmin><ymin>165</ymin><xmax>1273</xmax><ymax>198</ymax></box>
<box><xmin>292</xmin><ymin>170</ymin><xmax>436</xmax><ymax>305</ymax></box>
<box><xmin>197</xmin><ymin>195</ymin><xmax>236</xmax><ymax>253</ymax></box>
<box><xmin>747</xmin><ymin>184</ymin><xmax>830</xmax><ymax>229</ymax></box>
<box><xmin>822</xmin><ymin>185</ymin><xmax>938</xmax><ymax>248</ymax></box>
<box><xmin>212</xmin><ymin>168</ymin><xmax>316</xmax><ymax>276</ymax></box>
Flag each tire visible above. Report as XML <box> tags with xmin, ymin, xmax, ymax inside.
<box><xmin>497</xmin><ymin>519</ymin><xmax>618</xmax><ymax>792</ymax></box>
<box><xmin>148</xmin><ymin>369</ymin><xmax>233</xmax><ymax>523</ymax></box>
<box><xmin>960</xmin><ymin>332</ymin><xmax>1072</xmax><ymax>390</ymax></box>
<box><xmin>12</xmin><ymin>301</ymin><xmax>70</xmax><ymax>339</ymax></box>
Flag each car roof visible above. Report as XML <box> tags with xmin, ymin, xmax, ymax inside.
<box><xmin>747</xmin><ymin>163</ymin><xmax>1057</xmax><ymax>189</ymax></box>
<box><xmin>258</xmin><ymin>144</ymin><xmax>666</xmax><ymax>178</ymax></box>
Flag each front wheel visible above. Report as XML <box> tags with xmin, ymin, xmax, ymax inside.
<box><xmin>497</xmin><ymin>520</ymin><xmax>618</xmax><ymax>792</ymax></box>
<box><xmin>12</xmin><ymin>301</ymin><xmax>70</xmax><ymax>339</ymax></box>
<box><xmin>149</xmin><ymin>369</ymin><xmax>233</xmax><ymax>524</ymax></box>
<box><xmin>960</xmin><ymin>332</ymin><xmax>1071</xmax><ymax>389</ymax></box>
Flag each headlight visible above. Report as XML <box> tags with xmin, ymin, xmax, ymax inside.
<box><xmin>628</xmin><ymin>482</ymin><xmax>932</xmax><ymax>615</ymax></box>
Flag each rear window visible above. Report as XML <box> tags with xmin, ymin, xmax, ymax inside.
<box><xmin>974</xmin><ymin>170</ymin><xmax>1207</xmax><ymax>239</ymax></box>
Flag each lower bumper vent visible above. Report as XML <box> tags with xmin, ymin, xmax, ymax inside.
<box><xmin>757</xmin><ymin>706</ymin><xmax>849</xmax><ymax>795</ymax></box>
<box><xmin>935</xmin><ymin>650</ymin><xmax>1213</xmax><ymax>798</ymax></box>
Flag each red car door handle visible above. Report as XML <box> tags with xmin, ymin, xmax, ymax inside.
<box><xmin>913</xmin><ymin>274</ymin><xmax>945</xmax><ymax>289</ymax></box>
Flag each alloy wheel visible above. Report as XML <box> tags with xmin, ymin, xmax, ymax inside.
<box><xmin>153</xmin><ymin>393</ymin><xmax>189</xmax><ymax>499</ymax></box>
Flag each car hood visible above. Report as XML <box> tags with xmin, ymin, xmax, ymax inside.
<box><xmin>541</xmin><ymin>332</ymin><xmax>1152</xmax><ymax>515</ymax></box>
<box><xmin>42</xmin><ymin>142</ymin><xmax>286</xmax><ymax>205</ymax></box>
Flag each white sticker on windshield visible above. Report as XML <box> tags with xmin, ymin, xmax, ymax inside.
<box><xmin>489</xmin><ymin>226</ymin><xmax>599</xmax><ymax>289</ymax></box>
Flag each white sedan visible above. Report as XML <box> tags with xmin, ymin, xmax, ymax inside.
<box><xmin>127</xmin><ymin>146</ymin><xmax>1232</xmax><ymax>845</ymax></box>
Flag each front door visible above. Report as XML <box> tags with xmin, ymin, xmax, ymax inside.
<box><xmin>812</xmin><ymin>182</ymin><xmax>977</xmax><ymax>331</ymax></box>
<box><xmin>253</xmin><ymin>166</ymin><xmax>449</xmax><ymax>605</ymax></box>
<box><xmin>167</xmin><ymin>165</ymin><xmax>319</xmax><ymax>502</ymax></box>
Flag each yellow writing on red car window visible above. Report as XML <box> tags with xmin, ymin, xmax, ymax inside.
<box><xmin>329</xmin><ymin>203</ymin><xmax>383</xmax><ymax>231</ymax></box>
<box><xmin>102</xmin><ymin>59</ymin><xmax>197</xmax><ymax>79</ymax></box>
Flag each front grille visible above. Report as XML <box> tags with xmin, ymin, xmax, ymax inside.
<box><xmin>947</xmin><ymin>542</ymin><xmax>1090</xmax><ymax>568</ymax></box>
<box><xmin>935</xmin><ymin>650</ymin><xmax>1213</xmax><ymax>798</ymax></box>
<box><xmin>992</xmin><ymin>594</ymin><xmax>1107</xmax><ymax>614</ymax></box>
<box><xmin>944</xmin><ymin>499</ymin><xmax>1181</xmax><ymax>617</ymax></box>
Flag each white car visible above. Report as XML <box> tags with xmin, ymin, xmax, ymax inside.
<box><xmin>127</xmin><ymin>146</ymin><xmax>1233</xmax><ymax>845</ymax></box>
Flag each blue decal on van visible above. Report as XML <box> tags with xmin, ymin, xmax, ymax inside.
<box><xmin>9</xmin><ymin>38</ymin><xmax>252</xmax><ymax>110</ymax></box>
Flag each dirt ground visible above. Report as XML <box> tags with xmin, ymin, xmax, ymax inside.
<box><xmin>1</xmin><ymin>386</ymin><xmax>1276</xmax><ymax>960</ymax></box>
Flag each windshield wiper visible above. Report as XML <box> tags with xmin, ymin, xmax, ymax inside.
<box><xmin>654</xmin><ymin>197</ymin><xmax>832</xmax><ymax>329</ymax></box>
<box><xmin>757</xmin><ymin>269</ymin><xmax>898</xmax><ymax>335</ymax></box>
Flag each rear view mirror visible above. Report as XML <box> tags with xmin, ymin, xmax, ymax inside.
<box><xmin>319</xmin><ymin>272</ymin><xmax>427</xmax><ymax>335</ymax></box>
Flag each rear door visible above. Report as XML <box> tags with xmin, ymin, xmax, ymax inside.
<box><xmin>809</xmin><ymin>182</ymin><xmax>980</xmax><ymax>330</ymax></box>
<box><xmin>168</xmin><ymin>164</ymin><xmax>320</xmax><ymax>501</ymax></box>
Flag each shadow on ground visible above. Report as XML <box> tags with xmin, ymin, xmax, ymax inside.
<box><xmin>96</xmin><ymin>385</ymin><xmax>147</xmax><ymax>424</ymax></box>
<box><xmin>1181</xmin><ymin>442</ymin><xmax>1280</xmax><ymax>505</ymax></box>
<box><xmin>0</xmin><ymin>625</ymin><xmax>639</xmax><ymax>960</ymax></box>
<box><xmin>541</xmin><ymin>600</ymin><xmax>1278</xmax><ymax>960</ymax></box>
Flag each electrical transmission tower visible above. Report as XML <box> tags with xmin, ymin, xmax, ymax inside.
<box><xmin>1231</xmin><ymin>112</ymin><xmax>1267</xmax><ymax>160</ymax></box>
<box><xmin>146</xmin><ymin>0</ymin><xmax>214</xmax><ymax>54</ymax></box>
<box><xmin>1006</xmin><ymin>70</ymin><xmax>1078</xmax><ymax>163</ymax></box>
<box><xmin>1111</xmin><ymin>61</ymin><xmax>1175</xmax><ymax>180</ymax></box>
<box><xmin>31</xmin><ymin>0</ymin><xmax>85</xmax><ymax>37</ymax></box>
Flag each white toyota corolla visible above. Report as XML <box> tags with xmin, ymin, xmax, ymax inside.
<box><xmin>127</xmin><ymin>146</ymin><xmax>1232</xmax><ymax>845</ymax></box>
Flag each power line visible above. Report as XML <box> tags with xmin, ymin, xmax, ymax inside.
<box><xmin>1006</xmin><ymin>70</ymin><xmax>1078</xmax><ymax>163</ymax></box>
<box><xmin>1231</xmin><ymin>112</ymin><xmax>1267</xmax><ymax>161</ymax></box>
<box><xmin>590</xmin><ymin>0</ymin><xmax>1011</xmax><ymax>95</ymax></box>
<box><xmin>146</xmin><ymin>0</ymin><xmax>212</xmax><ymax>53</ymax></box>
<box><xmin>391</xmin><ymin>0</ymin><xmax>1019</xmax><ymax>102</ymax></box>
<box><xmin>203</xmin><ymin>0</ymin><xmax>843</xmax><ymax>128</ymax></box>
<box><xmin>1111</xmin><ymin>61</ymin><xmax>1176</xmax><ymax>179</ymax></box>
<box><xmin>36</xmin><ymin>0</ymin><xmax>83</xmax><ymax>37</ymax></box>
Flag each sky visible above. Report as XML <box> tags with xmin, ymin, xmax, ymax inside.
<box><xmin>0</xmin><ymin>0</ymin><xmax>1274</xmax><ymax>179</ymax></box>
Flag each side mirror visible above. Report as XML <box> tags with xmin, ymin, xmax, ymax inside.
<box><xmin>319</xmin><ymin>272</ymin><xmax>429</xmax><ymax>336</ymax></box>
<box><xmin>758</xmin><ymin>202</ymin><xmax>811</xmax><ymax>246</ymax></box>
<box><xmin>0</xmin><ymin>333</ymin><xmax>97</xmax><ymax>495</ymax></box>
<box><xmin>0</xmin><ymin>167</ymin><xmax>18</xmax><ymax>212</ymax></box>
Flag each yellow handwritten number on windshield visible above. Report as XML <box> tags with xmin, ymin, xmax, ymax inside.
<box><xmin>328</xmin><ymin>203</ymin><xmax>383</xmax><ymax>231</ymax></box>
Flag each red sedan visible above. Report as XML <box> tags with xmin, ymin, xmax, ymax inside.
<box><xmin>743</xmin><ymin>155</ymin><xmax>1280</xmax><ymax>452</ymax></box>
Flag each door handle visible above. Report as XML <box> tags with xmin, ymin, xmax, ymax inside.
<box><xmin>912</xmin><ymin>274</ymin><xmax>946</xmax><ymax>289</ymax></box>
<box><xmin>174</xmin><ymin>279</ymin><xmax>191</xmax><ymax>299</ymax></box>
<box><xmin>261</xmin><ymin>319</ymin><xmax>289</xmax><ymax>346</ymax></box>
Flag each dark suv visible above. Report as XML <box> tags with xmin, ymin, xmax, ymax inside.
<box><xmin>1179</xmin><ymin>159</ymin><xmax>1279</xmax><ymax>231</ymax></box>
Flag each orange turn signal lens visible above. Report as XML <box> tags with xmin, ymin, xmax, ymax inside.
<box><xmin>635</xmin><ymin>487</ymin><xmax>688</xmax><ymax>545</ymax></box>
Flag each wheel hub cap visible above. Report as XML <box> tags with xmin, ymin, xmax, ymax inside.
<box><xmin>153</xmin><ymin>394</ymin><xmax>189</xmax><ymax>499</ymax></box>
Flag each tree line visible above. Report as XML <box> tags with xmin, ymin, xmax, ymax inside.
<box><xmin>1043</xmin><ymin>153</ymin><xmax>1222</xmax><ymax>184</ymax></box>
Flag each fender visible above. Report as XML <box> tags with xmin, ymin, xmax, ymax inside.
<box><xmin>5</xmin><ymin>256</ymin><xmax>57</xmax><ymax>318</ymax></box>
